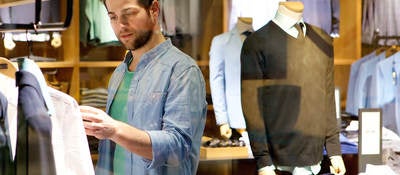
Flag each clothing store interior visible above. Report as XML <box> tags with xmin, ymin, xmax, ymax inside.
<box><xmin>0</xmin><ymin>0</ymin><xmax>399</xmax><ymax>175</ymax></box>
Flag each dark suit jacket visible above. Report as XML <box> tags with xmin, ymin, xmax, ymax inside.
<box><xmin>16</xmin><ymin>70</ymin><xmax>55</xmax><ymax>175</ymax></box>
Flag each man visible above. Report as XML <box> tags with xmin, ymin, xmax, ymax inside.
<box><xmin>80</xmin><ymin>0</ymin><xmax>207</xmax><ymax>174</ymax></box>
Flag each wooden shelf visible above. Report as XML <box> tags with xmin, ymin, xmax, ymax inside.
<box><xmin>79</xmin><ymin>61</ymin><xmax>120</xmax><ymax>68</ymax></box>
<box><xmin>334</xmin><ymin>58</ymin><xmax>356</xmax><ymax>65</ymax></box>
<box><xmin>36</xmin><ymin>61</ymin><xmax>74</xmax><ymax>68</ymax></box>
<box><xmin>0</xmin><ymin>0</ymin><xmax>48</xmax><ymax>8</ymax></box>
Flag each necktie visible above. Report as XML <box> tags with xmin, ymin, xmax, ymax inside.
<box><xmin>295</xmin><ymin>23</ymin><xmax>305</xmax><ymax>38</ymax></box>
<box><xmin>241</xmin><ymin>30</ymin><xmax>253</xmax><ymax>37</ymax></box>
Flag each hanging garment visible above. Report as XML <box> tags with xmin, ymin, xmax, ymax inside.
<box><xmin>79</xmin><ymin>0</ymin><xmax>119</xmax><ymax>46</ymax></box>
<box><xmin>350</xmin><ymin>52</ymin><xmax>385</xmax><ymax>115</ymax></box>
<box><xmin>15</xmin><ymin>70</ymin><xmax>56</xmax><ymax>175</ymax></box>
<box><xmin>369</xmin><ymin>52</ymin><xmax>400</xmax><ymax>135</ymax></box>
<box><xmin>0</xmin><ymin>0</ymin><xmax>60</xmax><ymax>24</ymax></box>
<box><xmin>0</xmin><ymin>91</ymin><xmax>14</xmax><ymax>175</ymax></box>
<box><xmin>0</xmin><ymin>71</ymin><xmax>94</xmax><ymax>175</ymax></box>
<box><xmin>362</xmin><ymin>0</ymin><xmax>400</xmax><ymax>45</ymax></box>
<box><xmin>159</xmin><ymin>0</ymin><xmax>200</xmax><ymax>35</ymax></box>
<box><xmin>345</xmin><ymin>51</ymin><xmax>377</xmax><ymax>115</ymax></box>
<box><xmin>288</xmin><ymin>0</ymin><xmax>340</xmax><ymax>36</ymax></box>
<box><xmin>48</xmin><ymin>87</ymin><xmax>95</xmax><ymax>175</ymax></box>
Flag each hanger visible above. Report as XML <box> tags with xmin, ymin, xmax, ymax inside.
<box><xmin>375</xmin><ymin>46</ymin><xmax>387</xmax><ymax>55</ymax></box>
<box><xmin>0</xmin><ymin>57</ymin><xmax>18</xmax><ymax>79</ymax></box>
<box><xmin>386</xmin><ymin>45</ymin><xmax>400</xmax><ymax>58</ymax></box>
<box><xmin>9</xmin><ymin>31</ymin><xmax>57</xmax><ymax>62</ymax></box>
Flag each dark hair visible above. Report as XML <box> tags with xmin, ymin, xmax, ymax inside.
<box><xmin>101</xmin><ymin>0</ymin><xmax>154</xmax><ymax>10</ymax></box>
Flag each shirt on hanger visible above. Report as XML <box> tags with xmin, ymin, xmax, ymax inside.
<box><xmin>369</xmin><ymin>52</ymin><xmax>400</xmax><ymax>135</ymax></box>
<box><xmin>350</xmin><ymin>52</ymin><xmax>385</xmax><ymax>115</ymax></box>
<box><xmin>345</xmin><ymin>51</ymin><xmax>376</xmax><ymax>115</ymax></box>
<box><xmin>0</xmin><ymin>72</ymin><xmax>94</xmax><ymax>175</ymax></box>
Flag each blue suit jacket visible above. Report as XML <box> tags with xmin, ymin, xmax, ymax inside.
<box><xmin>209</xmin><ymin>27</ymin><xmax>247</xmax><ymax>128</ymax></box>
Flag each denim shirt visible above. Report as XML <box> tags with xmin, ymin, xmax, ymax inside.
<box><xmin>96</xmin><ymin>39</ymin><xmax>207</xmax><ymax>175</ymax></box>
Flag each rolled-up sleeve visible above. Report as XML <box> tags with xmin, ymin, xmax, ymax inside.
<box><xmin>145</xmin><ymin>65</ymin><xmax>206</xmax><ymax>169</ymax></box>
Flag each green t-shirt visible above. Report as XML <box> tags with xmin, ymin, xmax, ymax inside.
<box><xmin>109</xmin><ymin>70</ymin><xmax>134</xmax><ymax>175</ymax></box>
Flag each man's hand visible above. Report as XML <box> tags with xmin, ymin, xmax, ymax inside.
<box><xmin>330</xmin><ymin>155</ymin><xmax>346</xmax><ymax>175</ymax></box>
<box><xmin>258</xmin><ymin>166</ymin><xmax>276</xmax><ymax>175</ymax></box>
<box><xmin>219</xmin><ymin>123</ymin><xmax>232</xmax><ymax>139</ymax></box>
<box><xmin>80</xmin><ymin>105</ymin><xmax>119</xmax><ymax>139</ymax></box>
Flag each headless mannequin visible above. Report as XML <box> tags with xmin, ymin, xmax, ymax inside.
<box><xmin>257</xmin><ymin>2</ymin><xmax>346</xmax><ymax>175</ymax></box>
<box><xmin>218</xmin><ymin>17</ymin><xmax>254</xmax><ymax>140</ymax></box>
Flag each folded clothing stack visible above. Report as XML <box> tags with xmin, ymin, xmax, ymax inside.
<box><xmin>80</xmin><ymin>87</ymin><xmax>108</xmax><ymax>108</ymax></box>
<box><xmin>202</xmin><ymin>138</ymin><xmax>246</xmax><ymax>148</ymax></box>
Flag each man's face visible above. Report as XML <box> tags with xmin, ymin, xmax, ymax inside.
<box><xmin>105</xmin><ymin>0</ymin><xmax>156</xmax><ymax>50</ymax></box>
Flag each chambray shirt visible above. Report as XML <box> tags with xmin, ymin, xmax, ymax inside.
<box><xmin>369</xmin><ymin>52</ymin><xmax>400</xmax><ymax>135</ymax></box>
<box><xmin>96</xmin><ymin>39</ymin><xmax>207</xmax><ymax>175</ymax></box>
<box><xmin>345</xmin><ymin>51</ymin><xmax>376</xmax><ymax>115</ymax></box>
<box><xmin>350</xmin><ymin>52</ymin><xmax>385</xmax><ymax>115</ymax></box>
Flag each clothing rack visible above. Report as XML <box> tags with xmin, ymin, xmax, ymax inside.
<box><xmin>372</xmin><ymin>30</ymin><xmax>400</xmax><ymax>49</ymax></box>
<box><xmin>0</xmin><ymin>0</ymin><xmax>73</xmax><ymax>33</ymax></box>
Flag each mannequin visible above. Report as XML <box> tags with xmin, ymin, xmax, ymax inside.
<box><xmin>209</xmin><ymin>17</ymin><xmax>253</xmax><ymax>145</ymax></box>
<box><xmin>240</xmin><ymin>2</ymin><xmax>346</xmax><ymax>175</ymax></box>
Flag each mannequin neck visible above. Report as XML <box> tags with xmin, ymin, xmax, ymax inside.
<box><xmin>236</xmin><ymin>17</ymin><xmax>253</xmax><ymax>34</ymax></box>
<box><xmin>276</xmin><ymin>2</ymin><xmax>304</xmax><ymax>22</ymax></box>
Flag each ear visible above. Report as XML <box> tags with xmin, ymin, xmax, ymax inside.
<box><xmin>149</xmin><ymin>0</ymin><xmax>160</xmax><ymax>20</ymax></box>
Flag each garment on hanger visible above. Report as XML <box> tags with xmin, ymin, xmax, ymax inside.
<box><xmin>0</xmin><ymin>59</ymin><xmax>94</xmax><ymax>175</ymax></box>
<box><xmin>362</xmin><ymin>0</ymin><xmax>400</xmax><ymax>45</ymax></box>
<box><xmin>288</xmin><ymin>0</ymin><xmax>340</xmax><ymax>36</ymax></box>
<box><xmin>345</xmin><ymin>50</ymin><xmax>377</xmax><ymax>116</ymax></box>
<box><xmin>159</xmin><ymin>0</ymin><xmax>200</xmax><ymax>36</ymax></box>
<box><xmin>15</xmin><ymin>70</ymin><xmax>56</xmax><ymax>175</ymax></box>
<box><xmin>350</xmin><ymin>51</ymin><xmax>385</xmax><ymax>115</ymax></box>
<box><xmin>369</xmin><ymin>52</ymin><xmax>400</xmax><ymax>135</ymax></box>
<box><xmin>0</xmin><ymin>0</ymin><xmax>61</xmax><ymax>43</ymax></box>
<box><xmin>1</xmin><ymin>73</ymin><xmax>95</xmax><ymax>175</ymax></box>
<box><xmin>79</xmin><ymin>0</ymin><xmax>119</xmax><ymax>46</ymax></box>
<box><xmin>0</xmin><ymin>0</ymin><xmax>60</xmax><ymax>24</ymax></box>
<box><xmin>0</xmin><ymin>91</ymin><xmax>14</xmax><ymax>175</ymax></box>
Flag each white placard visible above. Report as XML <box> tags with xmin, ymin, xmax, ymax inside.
<box><xmin>360</xmin><ymin>111</ymin><xmax>381</xmax><ymax>155</ymax></box>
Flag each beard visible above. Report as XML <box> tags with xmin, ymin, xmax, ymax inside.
<box><xmin>121</xmin><ymin>30</ymin><xmax>152</xmax><ymax>50</ymax></box>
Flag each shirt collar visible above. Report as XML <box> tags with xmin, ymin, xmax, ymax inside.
<box><xmin>124</xmin><ymin>38</ymin><xmax>172</xmax><ymax>70</ymax></box>
<box><xmin>272</xmin><ymin>12</ymin><xmax>305</xmax><ymax>33</ymax></box>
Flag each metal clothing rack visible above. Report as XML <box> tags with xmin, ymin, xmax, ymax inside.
<box><xmin>0</xmin><ymin>0</ymin><xmax>73</xmax><ymax>33</ymax></box>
